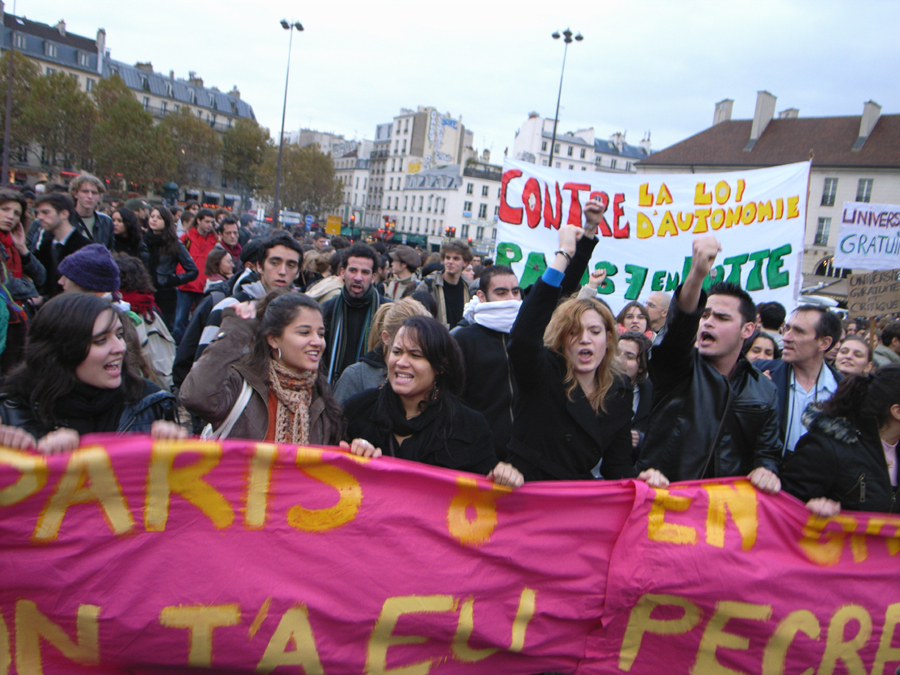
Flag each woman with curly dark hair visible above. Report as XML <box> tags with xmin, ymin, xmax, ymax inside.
<box><xmin>142</xmin><ymin>205</ymin><xmax>197</xmax><ymax>331</ymax></box>
<box><xmin>343</xmin><ymin>315</ymin><xmax>522</xmax><ymax>487</ymax></box>
<box><xmin>112</xmin><ymin>207</ymin><xmax>146</xmax><ymax>259</ymax></box>
<box><xmin>0</xmin><ymin>293</ymin><xmax>183</xmax><ymax>453</ymax></box>
<box><xmin>180</xmin><ymin>290</ymin><xmax>343</xmax><ymax>444</ymax></box>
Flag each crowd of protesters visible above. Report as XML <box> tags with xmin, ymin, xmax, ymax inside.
<box><xmin>0</xmin><ymin>173</ymin><xmax>897</xmax><ymax>515</ymax></box>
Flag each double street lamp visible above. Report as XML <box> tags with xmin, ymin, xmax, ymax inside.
<box><xmin>273</xmin><ymin>19</ymin><xmax>303</xmax><ymax>229</ymax></box>
<box><xmin>547</xmin><ymin>28</ymin><xmax>583</xmax><ymax>168</ymax></box>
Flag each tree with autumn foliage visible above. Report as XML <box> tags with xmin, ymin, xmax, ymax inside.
<box><xmin>158</xmin><ymin>106</ymin><xmax>222</xmax><ymax>187</ymax></box>
<box><xmin>259</xmin><ymin>144</ymin><xmax>342</xmax><ymax>219</ymax></box>
<box><xmin>23</xmin><ymin>71</ymin><xmax>96</xmax><ymax>173</ymax></box>
<box><xmin>222</xmin><ymin>117</ymin><xmax>272</xmax><ymax>205</ymax></box>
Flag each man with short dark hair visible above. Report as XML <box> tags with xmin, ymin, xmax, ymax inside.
<box><xmin>416</xmin><ymin>239</ymin><xmax>472</xmax><ymax>328</ymax></box>
<box><xmin>68</xmin><ymin>172</ymin><xmax>114</xmax><ymax>249</ymax></box>
<box><xmin>33</xmin><ymin>193</ymin><xmax>92</xmax><ymax>299</ymax></box>
<box><xmin>385</xmin><ymin>245</ymin><xmax>420</xmax><ymax>301</ymax></box>
<box><xmin>757</xmin><ymin>301</ymin><xmax>787</xmax><ymax>349</ymax></box>
<box><xmin>311</xmin><ymin>230</ymin><xmax>328</xmax><ymax>252</ymax></box>
<box><xmin>874</xmin><ymin>321</ymin><xmax>900</xmax><ymax>367</ymax></box>
<box><xmin>322</xmin><ymin>243</ymin><xmax>387</xmax><ymax>383</ymax></box>
<box><xmin>753</xmin><ymin>305</ymin><xmax>844</xmax><ymax>455</ymax></box>
<box><xmin>452</xmin><ymin>265</ymin><xmax>522</xmax><ymax>460</ymax></box>
<box><xmin>637</xmin><ymin>236</ymin><xmax>782</xmax><ymax>493</ymax></box>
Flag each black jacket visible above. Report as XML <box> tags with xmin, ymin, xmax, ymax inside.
<box><xmin>637</xmin><ymin>287</ymin><xmax>782</xmax><ymax>482</ymax></box>
<box><xmin>71</xmin><ymin>210</ymin><xmax>115</xmax><ymax>250</ymax></box>
<box><xmin>34</xmin><ymin>229</ymin><xmax>93</xmax><ymax>297</ymax></box>
<box><xmin>343</xmin><ymin>387</ymin><xmax>497</xmax><ymax>475</ymax></box>
<box><xmin>752</xmin><ymin>357</ymin><xmax>844</xmax><ymax>445</ymax></box>
<box><xmin>782</xmin><ymin>407</ymin><xmax>897</xmax><ymax>513</ymax></box>
<box><xmin>506</xmin><ymin>239</ymin><xmax>637</xmax><ymax>482</ymax></box>
<box><xmin>142</xmin><ymin>231</ymin><xmax>198</xmax><ymax>290</ymax></box>
<box><xmin>453</xmin><ymin>323</ymin><xmax>516</xmax><ymax>462</ymax></box>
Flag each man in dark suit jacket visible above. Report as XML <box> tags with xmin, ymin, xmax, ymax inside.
<box><xmin>753</xmin><ymin>305</ymin><xmax>844</xmax><ymax>455</ymax></box>
<box><xmin>33</xmin><ymin>194</ymin><xmax>92</xmax><ymax>299</ymax></box>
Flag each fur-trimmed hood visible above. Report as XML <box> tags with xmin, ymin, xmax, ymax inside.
<box><xmin>802</xmin><ymin>405</ymin><xmax>861</xmax><ymax>445</ymax></box>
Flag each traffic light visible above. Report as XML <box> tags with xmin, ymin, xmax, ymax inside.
<box><xmin>467</xmin><ymin>237</ymin><xmax>472</xmax><ymax>244</ymax></box>
<box><xmin>447</xmin><ymin>227</ymin><xmax>456</xmax><ymax>238</ymax></box>
<box><xmin>350</xmin><ymin>214</ymin><xmax>356</xmax><ymax>224</ymax></box>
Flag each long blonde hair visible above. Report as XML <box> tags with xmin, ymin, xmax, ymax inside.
<box><xmin>543</xmin><ymin>297</ymin><xmax>620</xmax><ymax>413</ymax></box>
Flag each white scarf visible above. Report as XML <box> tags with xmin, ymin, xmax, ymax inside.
<box><xmin>462</xmin><ymin>297</ymin><xmax>522</xmax><ymax>334</ymax></box>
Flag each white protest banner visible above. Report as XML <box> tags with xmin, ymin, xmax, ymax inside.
<box><xmin>833</xmin><ymin>201</ymin><xmax>900</xmax><ymax>271</ymax></box>
<box><xmin>496</xmin><ymin>160</ymin><xmax>809</xmax><ymax>310</ymax></box>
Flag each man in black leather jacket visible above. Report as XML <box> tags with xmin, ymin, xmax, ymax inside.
<box><xmin>636</xmin><ymin>236</ymin><xmax>782</xmax><ymax>493</ymax></box>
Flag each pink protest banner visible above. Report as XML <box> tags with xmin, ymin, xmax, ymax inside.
<box><xmin>0</xmin><ymin>436</ymin><xmax>897</xmax><ymax>674</ymax></box>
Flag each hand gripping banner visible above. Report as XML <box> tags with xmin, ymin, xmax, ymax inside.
<box><xmin>0</xmin><ymin>436</ymin><xmax>897</xmax><ymax>674</ymax></box>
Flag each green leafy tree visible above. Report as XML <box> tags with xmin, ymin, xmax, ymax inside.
<box><xmin>158</xmin><ymin>106</ymin><xmax>222</xmax><ymax>187</ymax></box>
<box><xmin>91</xmin><ymin>75</ymin><xmax>173</xmax><ymax>195</ymax></box>
<box><xmin>222</xmin><ymin>118</ymin><xmax>272</xmax><ymax>205</ymax></box>
<box><xmin>23</xmin><ymin>71</ymin><xmax>96</xmax><ymax>172</ymax></box>
<box><xmin>0</xmin><ymin>51</ymin><xmax>40</xmax><ymax>162</ymax></box>
<box><xmin>260</xmin><ymin>144</ymin><xmax>343</xmax><ymax>219</ymax></box>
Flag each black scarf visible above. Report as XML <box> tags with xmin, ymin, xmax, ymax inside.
<box><xmin>326</xmin><ymin>286</ymin><xmax>382</xmax><ymax>383</ymax></box>
<box><xmin>53</xmin><ymin>381</ymin><xmax>127</xmax><ymax>435</ymax></box>
<box><xmin>372</xmin><ymin>384</ymin><xmax>456</xmax><ymax>465</ymax></box>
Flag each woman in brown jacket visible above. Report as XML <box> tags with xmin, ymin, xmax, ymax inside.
<box><xmin>180</xmin><ymin>291</ymin><xmax>343</xmax><ymax>444</ymax></box>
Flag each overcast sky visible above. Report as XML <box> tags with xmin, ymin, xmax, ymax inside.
<box><xmin>32</xmin><ymin>0</ymin><xmax>900</xmax><ymax>158</ymax></box>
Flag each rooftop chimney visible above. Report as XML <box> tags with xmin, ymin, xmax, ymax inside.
<box><xmin>53</xmin><ymin>19</ymin><xmax>66</xmax><ymax>36</ymax></box>
<box><xmin>778</xmin><ymin>108</ymin><xmax>799</xmax><ymax>119</ymax></box>
<box><xmin>95</xmin><ymin>28</ymin><xmax>106</xmax><ymax>75</ymax></box>
<box><xmin>853</xmin><ymin>100</ymin><xmax>881</xmax><ymax>151</ymax></box>
<box><xmin>228</xmin><ymin>85</ymin><xmax>241</xmax><ymax>99</ymax></box>
<box><xmin>744</xmin><ymin>91</ymin><xmax>776</xmax><ymax>152</ymax></box>
<box><xmin>188</xmin><ymin>72</ymin><xmax>204</xmax><ymax>88</ymax></box>
<box><xmin>639</xmin><ymin>131</ymin><xmax>652</xmax><ymax>155</ymax></box>
<box><xmin>713</xmin><ymin>99</ymin><xmax>733</xmax><ymax>126</ymax></box>
<box><xmin>135</xmin><ymin>62</ymin><xmax>153</xmax><ymax>74</ymax></box>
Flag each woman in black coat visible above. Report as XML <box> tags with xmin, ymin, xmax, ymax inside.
<box><xmin>343</xmin><ymin>315</ymin><xmax>522</xmax><ymax>487</ymax></box>
<box><xmin>506</xmin><ymin>208</ymin><xmax>667</xmax><ymax>486</ymax></box>
<box><xmin>782</xmin><ymin>364</ymin><xmax>900</xmax><ymax>515</ymax></box>
<box><xmin>142</xmin><ymin>205</ymin><xmax>197</xmax><ymax>332</ymax></box>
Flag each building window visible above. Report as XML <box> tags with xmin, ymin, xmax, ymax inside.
<box><xmin>481</xmin><ymin>185</ymin><xmax>489</xmax><ymax>197</ymax></box>
<box><xmin>161</xmin><ymin>101</ymin><xmax>167</xmax><ymax>114</ymax></box>
<box><xmin>466</xmin><ymin>183</ymin><xmax>473</xmax><ymax>195</ymax></box>
<box><xmin>77</xmin><ymin>52</ymin><xmax>90</xmax><ymax>67</ymax></box>
<box><xmin>814</xmin><ymin>217</ymin><xmax>831</xmax><ymax>246</ymax></box>
<box><xmin>541</xmin><ymin>141</ymin><xmax>547</xmax><ymax>152</ymax></box>
<box><xmin>856</xmin><ymin>178</ymin><xmax>873</xmax><ymax>203</ymax></box>
<box><xmin>555</xmin><ymin>162</ymin><xmax>560</xmax><ymax>168</ymax></box>
<box><xmin>821</xmin><ymin>178</ymin><xmax>838</xmax><ymax>206</ymax></box>
<box><xmin>813</xmin><ymin>257</ymin><xmax>850</xmax><ymax>279</ymax></box>
<box><xmin>580</xmin><ymin>148</ymin><xmax>586</xmax><ymax>159</ymax></box>
<box><xmin>567</xmin><ymin>146</ymin><xmax>573</xmax><ymax>157</ymax></box>
<box><xmin>166</xmin><ymin>83</ymin><xmax>173</xmax><ymax>97</ymax></box>
<box><xmin>476</xmin><ymin>226</ymin><xmax>485</xmax><ymax>240</ymax></box>
<box><xmin>189</xmin><ymin>90</ymin><xmax>196</xmax><ymax>104</ymax></box>
<box><xmin>418</xmin><ymin>196</ymin><xmax>423</xmax><ymax>211</ymax></box>
<box><xmin>492</xmin><ymin>228</ymin><xmax>497</xmax><ymax>239</ymax></box>
<box><xmin>402</xmin><ymin>140</ymin><xmax>406</xmax><ymax>153</ymax></box>
<box><xmin>141</xmin><ymin>76</ymin><xmax>149</xmax><ymax>91</ymax></box>
<box><xmin>210</xmin><ymin>114</ymin><xmax>216</xmax><ymax>126</ymax></box>
<box><xmin>494</xmin><ymin>206</ymin><xmax>499</xmax><ymax>217</ymax></box>
<box><xmin>44</xmin><ymin>42</ymin><xmax>58</xmax><ymax>58</ymax></box>
<box><xmin>569</xmin><ymin>165</ymin><xmax>574</xmax><ymax>170</ymax></box>
<box><xmin>554</xmin><ymin>143</ymin><xmax>560</xmax><ymax>153</ymax></box>
<box><xmin>142</xmin><ymin>96</ymin><xmax>150</xmax><ymax>110</ymax></box>
<box><xmin>46</xmin><ymin>67</ymin><xmax>56</xmax><ymax>76</ymax></box>
<box><xmin>461</xmin><ymin>224</ymin><xmax>469</xmax><ymax>238</ymax></box>
<box><xmin>610</xmin><ymin>159</ymin><xmax>617</xmax><ymax>170</ymax></box>
<box><xmin>626</xmin><ymin>162</ymin><xmax>632</xmax><ymax>171</ymax></box>
<box><xmin>85</xmin><ymin>78</ymin><xmax>96</xmax><ymax>93</ymax></box>
<box><xmin>13</xmin><ymin>34</ymin><xmax>26</xmax><ymax>50</ymax></box>
<box><xmin>463</xmin><ymin>201</ymin><xmax>472</xmax><ymax>213</ymax></box>
<box><xmin>404</xmin><ymin>119</ymin><xmax>409</xmax><ymax>133</ymax></box>
<box><xmin>478</xmin><ymin>204</ymin><xmax>488</xmax><ymax>218</ymax></box>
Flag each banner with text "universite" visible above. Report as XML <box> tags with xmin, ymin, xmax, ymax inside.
<box><xmin>496</xmin><ymin>160</ymin><xmax>810</xmax><ymax>311</ymax></box>
<box><xmin>0</xmin><ymin>436</ymin><xmax>898</xmax><ymax>674</ymax></box>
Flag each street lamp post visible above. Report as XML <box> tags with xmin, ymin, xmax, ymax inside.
<box><xmin>272</xmin><ymin>19</ymin><xmax>303</xmax><ymax>230</ymax></box>
<box><xmin>547</xmin><ymin>28</ymin><xmax>583</xmax><ymax>168</ymax></box>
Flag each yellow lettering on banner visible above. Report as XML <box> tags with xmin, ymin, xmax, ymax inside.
<box><xmin>159</xmin><ymin>604</ymin><xmax>241</xmax><ymax>668</ymax></box>
<box><xmin>638</xmin><ymin>183</ymin><xmax>654</xmax><ymax>207</ymax></box>
<box><xmin>873</xmin><ymin>604</ymin><xmax>900</xmax><ymax>675</ymax></box>
<box><xmin>741</xmin><ymin>203</ymin><xmax>757</xmax><ymax>225</ymax></box>
<box><xmin>710</xmin><ymin>209</ymin><xmax>726</xmax><ymax>231</ymax></box>
<box><xmin>0</xmin><ymin>448</ymin><xmax>47</xmax><ymax>506</ymax></box>
<box><xmin>509</xmin><ymin>588</ymin><xmax>536</xmax><ymax>652</ymax></box>
<box><xmin>735</xmin><ymin>179</ymin><xmax>746</xmax><ymax>202</ymax></box>
<box><xmin>15</xmin><ymin>601</ymin><xmax>100</xmax><ymax>675</ymax></box>
<box><xmin>799</xmin><ymin>515</ymin><xmax>859</xmax><ymax>566</ymax></box>
<box><xmin>817</xmin><ymin>605</ymin><xmax>871</xmax><ymax>675</ymax></box>
<box><xmin>692</xmin><ymin>208</ymin><xmax>711</xmax><ymax>234</ymax></box>
<box><xmin>703</xmin><ymin>482</ymin><xmax>758</xmax><ymax>551</ymax></box>
<box><xmin>691</xmin><ymin>601</ymin><xmax>772</xmax><ymax>675</ymax></box>
<box><xmin>648</xmin><ymin>489</ymin><xmax>697</xmax><ymax>545</ymax></box>
<box><xmin>694</xmin><ymin>182</ymin><xmax>713</xmax><ymax>205</ymax></box>
<box><xmin>864</xmin><ymin>518</ymin><xmax>900</xmax><ymax>556</ymax></box>
<box><xmin>288</xmin><ymin>446</ymin><xmax>362</xmax><ymax>532</ymax></box>
<box><xmin>0</xmin><ymin>612</ymin><xmax>9</xmax><ymax>675</ymax></box>
<box><xmin>256</xmin><ymin>605</ymin><xmax>324</xmax><ymax>674</ymax></box>
<box><xmin>761</xmin><ymin>610</ymin><xmax>821</xmax><ymax>675</ymax></box>
<box><xmin>447</xmin><ymin>476</ymin><xmax>505</xmax><ymax>546</ymax></box>
<box><xmin>757</xmin><ymin>200</ymin><xmax>774</xmax><ymax>222</ymax></box>
<box><xmin>452</xmin><ymin>598</ymin><xmax>499</xmax><ymax>662</ymax></box>
<box><xmin>34</xmin><ymin>446</ymin><xmax>133</xmax><ymax>541</ymax></box>
<box><xmin>366</xmin><ymin>595</ymin><xmax>456</xmax><ymax>675</ymax></box>
<box><xmin>619</xmin><ymin>594</ymin><xmax>701</xmax><ymax>672</ymax></box>
<box><xmin>245</xmin><ymin>443</ymin><xmax>278</xmax><ymax>529</ymax></box>
<box><xmin>636</xmin><ymin>212</ymin><xmax>654</xmax><ymax>239</ymax></box>
<box><xmin>775</xmin><ymin>198</ymin><xmax>784</xmax><ymax>219</ymax></box>
<box><xmin>787</xmin><ymin>196</ymin><xmax>800</xmax><ymax>219</ymax></box>
<box><xmin>656</xmin><ymin>211</ymin><xmax>678</xmax><ymax>237</ymax></box>
<box><xmin>677</xmin><ymin>211</ymin><xmax>695</xmax><ymax>232</ymax></box>
<box><xmin>145</xmin><ymin>440</ymin><xmax>233</xmax><ymax>531</ymax></box>
<box><xmin>656</xmin><ymin>183</ymin><xmax>673</xmax><ymax>205</ymax></box>
<box><xmin>714</xmin><ymin>181</ymin><xmax>731</xmax><ymax>205</ymax></box>
<box><xmin>725</xmin><ymin>206</ymin><xmax>743</xmax><ymax>229</ymax></box>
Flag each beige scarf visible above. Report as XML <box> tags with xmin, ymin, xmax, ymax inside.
<box><xmin>268</xmin><ymin>359</ymin><xmax>316</xmax><ymax>444</ymax></box>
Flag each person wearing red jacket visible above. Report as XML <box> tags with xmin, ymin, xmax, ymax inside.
<box><xmin>174</xmin><ymin>208</ymin><xmax>218</xmax><ymax>343</ymax></box>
